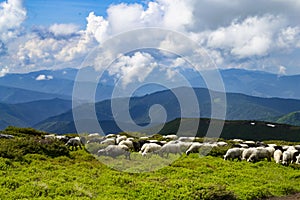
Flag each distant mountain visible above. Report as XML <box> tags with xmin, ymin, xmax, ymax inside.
<box><xmin>273</xmin><ymin>111</ymin><xmax>300</xmax><ymax>126</ymax></box>
<box><xmin>0</xmin><ymin>98</ymin><xmax>72</xmax><ymax>130</ymax></box>
<box><xmin>35</xmin><ymin>87</ymin><xmax>300</xmax><ymax>134</ymax></box>
<box><xmin>0</xmin><ymin>85</ymin><xmax>71</xmax><ymax>103</ymax></box>
<box><xmin>219</xmin><ymin>68</ymin><xmax>300</xmax><ymax>99</ymax></box>
<box><xmin>2</xmin><ymin>68</ymin><xmax>300</xmax><ymax>104</ymax></box>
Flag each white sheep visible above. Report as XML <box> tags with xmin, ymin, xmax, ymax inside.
<box><xmin>247</xmin><ymin>148</ymin><xmax>271</xmax><ymax>162</ymax></box>
<box><xmin>186</xmin><ymin>142</ymin><xmax>203</xmax><ymax>155</ymax></box>
<box><xmin>140</xmin><ymin>143</ymin><xmax>162</xmax><ymax>156</ymax></box>
<box><xmin>273</xmin><ymin>149</ymin><xmax>282</xmax><ymax>164</ymax></box>
<box><xmin>118</xmin><ymin>140</ymin><xmax>134</xmax><ymax>150</ymax></box>
<box><xmin>217</xmin><ymin>141</ymin><xmax>228</xmax><ymax>147</ymax></box>
<box><xmin>178</xmin><ymin>137</ymin><xmax>195</xmax><ymax>142</ymax></box>
<box><xmin>116</xmin><ymin>135</ymin><xmax>127</xmax><ymax>144</ymax></box>
<box><xmin>282</xmin><ymin>151</ymin><xmax>292</xmax><ymax>166</ymax></box>
<box><xmin>159</xmin><ymin>143</ymin><xmax>181</xmax><ymax>158</ymax></box>
<box><xmin>100</xmin><ymin>138</ymin><xmax>115</xmax><ymax>145</ymax></box>
<box><xmin>223</xmin><ymin>148</ymin><xmax>244</xmax><ymax>161</ymax></box>
<box><xmin>97</xmin><ymin>145</ymin><xmax>130</xmax><ymax>159</ymax></box>
<box><xmin>242</xmin><ymin>148</ymin><xmax>256</xmax><ymax>161</ymax></box>
<box><xmin>163</xmin><ymin>134</ymin><xmax>178</xmax><ymax>141</ymax></box>
<box><xmin>265</xmin><ymin>146</ymin><xmax>276</xmax><ymax>157</ymax></box>
<box><xmin>296</xmin><ymin>155</ymin><xmax>300</xmax><ymax>164</ymax></box>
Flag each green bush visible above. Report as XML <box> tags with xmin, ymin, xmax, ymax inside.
<box><xmin>0</xmin><ymin>137</ymin><xmax>69</xmax><ymax>160</ymax></box>
<box><xmin>1</xmin><ymin>126</ymin><xmax>47</xmax><ymax>137</ymax></box>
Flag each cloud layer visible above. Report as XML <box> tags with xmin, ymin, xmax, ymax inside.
<box><xmin>1</xmin><ymin>0</ymin><xmax>300</xmax><ymax>76</ymax></box>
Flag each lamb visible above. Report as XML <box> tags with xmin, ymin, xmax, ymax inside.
<box><xmin>186</xmin><ymin>142</ymin><xmax>203</xmax><ymax>155</ymax></box>
<box><xmin>65</xmin><ymin>138</ymin><xmax>82</xmax><ymax>150</ymax></box>
<box><xmin>140</xmin><ymin>143</ymin><xmax>162</xmax><ymax>156</ymax></box>
<box><xmin>159</xmin><ymin>143</ymin><xmax>181</xmax><ymax>158</ymax></box>
<box><xmin>273</xmin><ymin>149</ymin><xmax>283</xmax><ymax>164</ymax></box>
<box><xmin>97</xmin><ymin>145</ymin><xmax>130</xmax><ymax>159</ymax></box>
<box><xmin>247</xmin><ymin>148</ymin><xmax>272</xmax><ymax>162</ymax></box>
<box><xmin>223</xmin><ymin>148</ymin><xmax>244</xmax><ymax>161</ymax></box>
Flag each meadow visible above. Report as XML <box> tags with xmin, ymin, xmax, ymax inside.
<box><xmin>1</xmin><ymin>127</ymin><xmax>300</xmax><ymax>199</ymax></box>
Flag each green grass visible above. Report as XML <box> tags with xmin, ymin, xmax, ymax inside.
<box><xmin>1</xmin><ymin>127</ymin><xmax>300</xmax><ymax>199</ymax></box>
<box><xmin>1</xmin><ymin>149</ymin><xmax>300</xmax><ymax>199</ymax></box>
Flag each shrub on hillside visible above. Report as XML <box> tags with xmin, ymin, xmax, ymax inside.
<box><xmin>0</xmin><ymin>137</ymin><xmax>69</xmax><ymax>160</ymax></box>
<box><xmin>1</xmin><ymin>126</ymin><xmax>47</xmax><ymax>137</ymax></box>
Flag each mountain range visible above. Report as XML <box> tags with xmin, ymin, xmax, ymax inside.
<box><xmin>2</xmin><ymin>68</ymin><xmax>300</xmax><ymax>135</ymax></box>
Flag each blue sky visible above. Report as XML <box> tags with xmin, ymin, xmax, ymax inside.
<box><xmin>24</xmin><ymin>0</ymin><xmax>143</xmax><ymax>28</ymax></box>
<box><xmin>1</xmin><ymin>0</ymin><xmax>300</xmax><ymax>78</ymax></box>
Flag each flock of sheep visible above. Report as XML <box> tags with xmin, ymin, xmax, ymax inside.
<box><xmin>224</xmin><ymin>139</ymin><xmax>300</xmax><ymax>165</ymax></box>
<box><xmin>42</xmin><ymin>133</ymin><xmax>300</xmax><ymax>166</ymax></box>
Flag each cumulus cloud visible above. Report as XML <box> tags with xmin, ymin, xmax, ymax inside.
<box><xmin>0</xmin><ymin>0</ymin><xmax>26</xmax><ymax>41</ymax></box>
<box><xmin>0</xmin><ymin>66</ymin><xmax>9</xmax><ymax>77</ymax></box>
<box><xmin>108</xmin><ymin>52</ymin><xmax>158</xmax><ymax>86</ymax></box>
<box><xmin>49</xmin><ymin>23</ymin><xmax>79</xmax><ymax>37</ymax></box>
<box><xmin>207</xmin><ymin>15</ymin><xmax>284</xmax><ymax>58</ymax></box>
<box><xmin>2</xmin><ymin>0</ymin><xmax>300</xmax><ymax>75</ymax></box>
<box><xmin>35</xmin><ymin>74</ymin><xmax>53</xmax><ymax>81</ymax></box>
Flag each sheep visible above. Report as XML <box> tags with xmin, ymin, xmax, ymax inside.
<box><xmin>159</xmin><ymin>143</ymin><xmax>181</xmax><ymax>158</ymax></box>
<box><xmin>223</xmin><ymin>148</ymin><xmax>244</xmax><ymax>161</ymax></box>
<box><xmin>273</xmin><ymin>149</ymin><xmax>283</xmax><ymax>164</ymax></box>
<box><xmin>88</xmin><ymin>133</ymin><xmax>100</xmax><ymax>137</ymax></box>
<box><xmin>116</xmin><ymin>135</ymin><xmax>127</xmax><ymax>144</ymax></box>
<box><xmin>163</xmin><ymin>134</ymin><xmax>178</xmax><ymax>141</ymax></box>
<box><xmin>186</xmin><ymin>142</ymin><xmax>203</xmax><ymax>155</ymax></box>
<box><xmin>0</xmin><ymin>133</ymin><xmax>14</xmax><ymax>139</ymax></box>
<box><xmin>100</xmin><ymin>138</ymin><xmax>116</xmax><ymax>145</ymax></box>
<box><xmin>217</xmin><ymin>141</ymin><xmax>228</xmax><ymax>147</ymax></box>
<box><xmin>65</xmin><ymin>138</ymin><xmax>82</xmax><ymax>151</ymax></box>
<box><xmin>265</xmin><ymin>146</ymin><xmax>276</xmax><ymax>157</ymax></box>
<box><xmin>105</xmin><ymin>134</ymin><xmax>116</xmax><ymax>138</ymax></box>
<box><xmin>247</xmin><ymin>148</ymin><xmax>272</xmax><ymax>162</ymax></box>
<box><xmin>243</xmin><ymin>141</ymin><xmax>256</xmax><ymax>147</ymax></box>
<box><xmin>55</xmin><ymin>135</ymin><xmax>70</xmax><ymax>143</ymax></box>
<box><xmin>178</xmin><ymin>137</ymin><xmax>195</xmax><ymax>142</ymax></box>
<box><xmin>87</xmin><ymin>137</ymin><xmax>105</xmax><ymax>144</ymax></box>
<box><xmin>97</xmin><ymin>145</ymin><xmax>130</xmax><ymax>159</ymax></box>
<box><xmin>296</xmin><ymin>155</ymin><xmax>300</xmax><ymax>164</ymax></box>
<box><xmin>140</xmin><ymin>143</ymin><xmax>162</xmax><ymax>157</ymax></box>
<box><xmin>282</xmin><ymin>151</ymin><xmax>292</xmax><ymax>166</ymax></box>
<box><xmin>118</xmin><ymin>140</ymin><xmax>134</xmax><ymax>150</ymax></box>
<box><xmin>242</xmin><ymin>148</ymin><xmax>256</xmax><ymax>161</ymax></box>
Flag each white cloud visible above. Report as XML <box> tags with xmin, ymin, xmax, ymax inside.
<box><xmin>35</xmin><ymin>74</ymin><xmax>53</xmax><ymax>81</ymax></box>
<box><xmin>49</xmin><ymin>23</ymin><xmax>79</xmax><ymax>37</ymax></box>
<box><xmin>0</xmin><ymin>0</ymin><xmax>26</xmax><ymax>41</ymax></box>
<box><xmin>2</xmin><ymin>0</ymin><xmax>300</xmax><ymax>75</ymax></box>
<box><xmin>278</xmin><ymin>65</ymin><xmax>287</xmax><ymax>76</ymax></box>
<box><xmin>0</xmin><ymin>66</ymin><xmax>9</xmax><ymax>77</ymax></box>
<box><xmin>108</xmin><ymin>52</ymin><xmax>158</xmax><ymax>86</ymax></box>
<box><xmin>207</xmin><ymin>15</ymin><xmax>284</xmax><ymax>58</ymax></box>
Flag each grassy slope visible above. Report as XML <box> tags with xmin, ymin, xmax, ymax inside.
<box><xmin>1</xmin><ymin>150</ymin><xmax>300</xmax><ymax>200</ymax></box>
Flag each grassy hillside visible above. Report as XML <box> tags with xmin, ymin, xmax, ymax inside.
<box><xmin>1</xmin><ymin>127</ymin><xmax>300</xmax><ymax>199</ymax></box>
<box><xmin>275</xmin><ymin>111</ymin><xmax>300</xmax><ymax>126</ymax></box>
